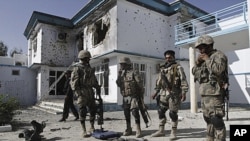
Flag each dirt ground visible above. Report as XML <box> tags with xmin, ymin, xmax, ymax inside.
<box><xmin>0</xmin><ymin>106</ymin><xmax>249</xmax><ymax>141</ymax></box>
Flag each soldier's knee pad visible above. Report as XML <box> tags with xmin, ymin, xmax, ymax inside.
<box><xmin>169</xmin><ymin>111</ymin><xmax>178</xmax><ymax>122</ymax></box>
<box><xmin>211</xmin><ymin>116</ymin><xmax>225</xmax><ymax>130</ymax></box>
<box><xmin>158</xmin><ymin>107</ymin><xmax>166</xmax><ymax>119</ymax></box>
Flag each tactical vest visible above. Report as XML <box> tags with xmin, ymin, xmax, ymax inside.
<box><xmin>77</xmin><ymin>65</ymin><xmax>96</xmax><ymax>88</ymax></box>
<box><xmin>123</xmin><ymin>70</ymin><xmax>138</xmax><ymax>97</ymax></box>
<box><xmin>158</xmin><ymin>64</ymin><xmax>179</xmax><ymax>90</ymax></box>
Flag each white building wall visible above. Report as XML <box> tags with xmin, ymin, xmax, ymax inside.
<box><xmin>0</xmin><ymin>66</ymin><xmax>36</xmax><ymax>106</ymax></box>
<box><xmin>40</xmin><ymin>25</ymin><xmax>76</xmax><ymax>66</ymax></box>
<box><xmin>117</xmin><ymin>1</ymin><xmax>174</xmax><ymax>57</ymax></box>
<box><xmin>31</xmin><ymin>28</ymin><xmax>42</xmax><ymax>64</ymax></box>
<box><xmin>226</xmin><ymin>48</ymin><xmax>250</xmax><ymax>104</ymax></box>
<box><xmin>0</xmin><ymin>56</ymin><xmax>14</xmax><ymax>65</ymax></box>
<box><xmin>13</xmin><ymin>54</ymin><xmax>28</xmax><ymax>66</ymax></box>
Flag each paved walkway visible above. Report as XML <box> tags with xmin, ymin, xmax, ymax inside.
<box><xmin>0</xmin><ymin>106</ymin><xmax>249</xmax><ymax>141</ymax></box>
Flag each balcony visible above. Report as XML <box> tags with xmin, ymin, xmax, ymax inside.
<box><xmin>175</xmin><ymin>1</ymin><xmax>249</xmax><ymax>52</ymax></box>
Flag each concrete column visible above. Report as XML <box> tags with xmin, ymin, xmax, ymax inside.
<box><xmin>248</xmin><ymin>0</ymin><xmax>250</xmax><ymax>48</ymax></box>
<box><xmin>189</xmin><ymin>45</ymin><xmax>197</xmax><ymax>113</ymax></box>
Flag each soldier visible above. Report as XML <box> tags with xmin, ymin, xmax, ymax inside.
<box><xmin>116</xmin><ymin>57</ymin><xmax>145</xmax><ymax>138</ymax></box>
<box><xmin>151</xmin><ymin>50</ymin><xmax>189</xmax><ymax>140</ymax></box>
<box><xmin>192</xmin><ymin>34</ymin><xmax>228</xmax><ymax>141</ymax></box>
<box><xmin>59</xmin><ymin>70</ymin><xmax>79</xmax><ymax>122</ymax></box>
<box><xmin>70</xmin><ymin>50</ymin><xmax>101</xmax><ymax>138</ymax></box>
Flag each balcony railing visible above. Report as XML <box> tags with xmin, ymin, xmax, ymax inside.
<box><xmin>175</xmin><ymin>1</ymin><xmax>248</xmax><ymax>43</ymax></box>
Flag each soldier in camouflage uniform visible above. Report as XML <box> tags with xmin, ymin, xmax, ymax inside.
<box><xmin>151</xmin><ymin>50</ymin><xmax>189</xmax><ymax>140</ymax></box>
<box><xmin>70</xmin><ymin>50</ymin><xmax>101</xmax><ymax>138</ymax></box>
<box><xmin>116</xmin><ymin>57</ymin><xmax>145</xmax><ymax>138</ymax></box>
<box><xmin>192</xmin><ymin>34</ymin><xmax>228</xmax><ymax>141</ymax></box>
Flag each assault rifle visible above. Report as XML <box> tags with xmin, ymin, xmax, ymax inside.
<box><xmin>152</xmin><ymin>68</ymin><xmax>173</xmax><ymax>103</ymax></box>
<box><xmin>95</xmin><ymin>86</ymin><xmax>104</xmax><ymax>130</ymax></box>
<box><xmin>138</xmin><ymin>96</ymin><xmax>151</xmax><ymax>128</ymax></box>
<box><xmin>223</xmin><ymin>83</ymin><xmax>229</xmax><ymax>121</ymax></box>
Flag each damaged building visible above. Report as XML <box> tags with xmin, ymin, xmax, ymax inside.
<box><xmin>18</xmin><ymin>0</ymin><xmax>250</xmax><ymax>108</ymax></box>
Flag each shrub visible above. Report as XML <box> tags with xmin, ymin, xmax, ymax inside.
<box><xmin>0</xmin><ymin>94</ymin><xmax>19</xmax><ymax>125</ymax></box>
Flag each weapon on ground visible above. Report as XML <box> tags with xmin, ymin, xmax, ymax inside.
<box><xmin>138</xmin><ymin>97</ymin><xmax>151</xmax><ymax>128</ymax></box>
<box><xmin>18</xmin><ymin>120</ymin><xmax>46</xmax><ymax>141</ymax></box>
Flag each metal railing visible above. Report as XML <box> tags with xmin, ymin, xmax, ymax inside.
<box><xmin>175</xmin><ymin>1</ymin><xmax>248</xmax><ymax>42</ymax></box>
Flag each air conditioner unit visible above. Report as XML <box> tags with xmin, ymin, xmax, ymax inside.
<box><xmin>57</xmin><ymin>32</ymin><xmax>67</xmax><ymax>41</ymax></box>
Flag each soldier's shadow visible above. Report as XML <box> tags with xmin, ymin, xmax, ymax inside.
<box><xmin>43</xmin><ymin>136</ymin><xmax>64</xmax><ymax>141</ymax></box>
<box><xmin>143</xmin><ymin>128</ymin><xmax>232</xmax><ymax>139</ymax></box>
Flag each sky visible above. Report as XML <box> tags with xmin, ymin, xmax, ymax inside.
<box><xmin>0</xmin><ymin>0</ymin><xmax>246</xmax><ymax>56</ymax></box>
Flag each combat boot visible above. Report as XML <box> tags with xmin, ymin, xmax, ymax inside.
<box><xmin>80</xmin><ymin>121</ymin><xmax>89</xmax><ymax>138</ymax></box>
<box><xmin>169</xmin><ymin>121</ymin><xmax>178</xmax><ymax>140</ymax></box>
<box><xmin>135</xmin><ymin>124</ymin><xmax>142</xmax><ymax>138</ymax></box>
<box><xmin>123</xmin><ymin>123</ymin><xmax>132</xmax><ymax>136</ymax></box>
<box><xmin>151</xmin><ymin>125</ymin><xmax>165</xmax><ymax>137</ymax></box>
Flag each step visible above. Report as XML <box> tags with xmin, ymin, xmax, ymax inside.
<box><xmin>32</xmin><ymin>105</ymin><xmax>62</xmax><ymax>115</ymax></box>
<box><xmin>0</xmin><ymin>124</ymin><xmax>12</xmax><ymax>132</ymax></box>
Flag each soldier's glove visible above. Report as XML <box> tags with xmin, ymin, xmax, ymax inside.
<box><xmin>151</xmin><ymin>93</ymin><xmax>157</xmax><ymax>100</ymax></box>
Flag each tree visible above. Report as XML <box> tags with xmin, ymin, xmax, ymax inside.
<box><xmin>0</xmin><ymin>41</ymin><xmax>8</xmax><ymax>56</ymax></box>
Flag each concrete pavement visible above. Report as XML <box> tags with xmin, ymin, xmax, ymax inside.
<box><xmin>0</xmin><ymin>106</ymin><xmax>249</xmax><ymax>141</ymax></box>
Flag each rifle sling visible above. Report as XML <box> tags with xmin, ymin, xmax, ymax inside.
<box><xmin>171</xmin><ymin>64</ymin><xmax>178</xmax><ymax>90</ymax></box>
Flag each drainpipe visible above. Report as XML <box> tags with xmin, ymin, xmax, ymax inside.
<box><xmin>189</xmin><ymin>45</ymin><xmax>197</xmax><ymax>113</ymax></box>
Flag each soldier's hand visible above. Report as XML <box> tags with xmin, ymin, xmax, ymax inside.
<box><xmin>151</xmin><ymin>93</ymin><xmax>156</xmax><ymax>100</ymax></box>
<box><xmin>196</xmin><ymin>55</ymin><xmax>204</xmax><ymax>65</ymax></box>
<box><xmin>181</xmin><ymin>93</ymin><xmax>186</xmax><ymax>102</ymax></box>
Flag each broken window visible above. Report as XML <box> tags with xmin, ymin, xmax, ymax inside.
<box><xmin>77</xmin><ymin>32</ymin><xmax>84</xmax><ymax>51</ymax></box>
<box><xmin>93</xmin><ymin>19</ymin><xmax>109</xmax><ymax>46</ymax></box>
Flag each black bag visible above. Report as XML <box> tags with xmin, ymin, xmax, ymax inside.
<box><xmin>92</xmin><ymin>129</ymin><xmax>121</xmax><ymax>140</ymax></box>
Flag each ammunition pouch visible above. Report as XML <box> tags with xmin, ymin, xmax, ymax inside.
<box><xmin>194</xmin><ymin>67</ymin><xmax>209</xmax><ymax>83</ymax></box>
<box><xmin>123</xmin><ymin>78</ymin><xmax>137</xmax><ymax>97</ymax></box>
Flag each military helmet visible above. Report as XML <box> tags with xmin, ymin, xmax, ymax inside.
<box><xmin>119</xmin><ymin>57</ymin><xmax>131</xmax><ymax>64</ymax></box>
<box><xmin>195</xmin><ymin>34</ymin><xmax>214</xmax><ymax>48</ymax></box>
<box><xmin>78</xmin><ymin>50</ymin><xmax>91</xmax><ymax>59</ymax></box>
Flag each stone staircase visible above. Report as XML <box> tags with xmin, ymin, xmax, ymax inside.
<box><xmin>32</xmin><ymin>100</ymin><xmax>65</xmax><ymax>115</ymax></box>
<box><xmin>32</xmin><ymin>99</ymin><xmax>125</xmax><ymax>115</ymax></box>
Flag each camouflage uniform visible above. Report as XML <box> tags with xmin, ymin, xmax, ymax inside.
<box><xmin>151</xmin><ymin>50</ymin><xmax>189</xmax><ymax>139</ymax></box>
<box><xmin>116</xmin><ymin>57</ymin><xmax>144</xmax><ymax>138</ymax></box>
<box><xmin>192</xmin><ymin>35</ymin><xmax>228</xmax><ymax>141</ymax></box>
<box><xmin>70</xmin><ymin>50</ymin><xmax>100</xmax><ymax>138</ymax></box>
